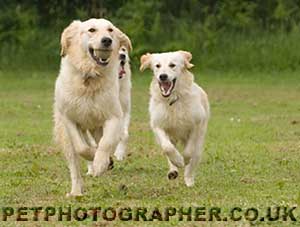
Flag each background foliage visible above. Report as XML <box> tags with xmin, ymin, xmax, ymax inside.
<box><xmin>1</xmin><ymin>0</ymin><xmax>300</xmax><ymax>72</ymax></box>
<box><xmin>0</xmin><ymin>3</ymin><xmax>300</xmax><ymax>224</ymax></box>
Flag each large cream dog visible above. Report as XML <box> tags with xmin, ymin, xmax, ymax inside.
<box><xmin>54</xmin><ymin>18</ymin><xmax>131</xmax><ymax>197</ymax></box>
<box><xmin>140</xmin><ymin>51</ymin><xmax>209</xmax><ymax>187</ymax></box>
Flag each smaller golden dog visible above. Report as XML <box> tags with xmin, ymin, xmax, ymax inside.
<box><xmin>140</xmin><ymin>51</ymin><xmax>210</xmax><ymax>186</ymax></box>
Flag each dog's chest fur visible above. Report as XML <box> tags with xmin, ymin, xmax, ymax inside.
<box><xmin>55</xmin><ymin>64</ymin><xmax>121</xmax><ymax>130</ymax></box>
<box><xmin>64</xmin><ymin>91</ymin><xmax>108</xmax><ymax>129</ymax></box>
<box><xmin>150</xmin><ymin>96</ymin><xmax>202</xmax><ymax>142</ymax></box>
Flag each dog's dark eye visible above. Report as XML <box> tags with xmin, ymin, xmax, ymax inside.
<box><xmin>108</xmin><ymin>28</ymin><xmax>113</xmax><ymax>32</ymax></box>
<box><xmin>169</xmin><ymin>63</ymin><xmax>176</xmax><ymax>68</ymax></box>
<box><xmin>155</xmin><ymin>64</ymin><xmax>161</xmax><ymax>68</ymax></box>
<box><xmin>88</xmin><ymin>28</ymin><xmax>96</xmax><ymax>33</ymax></box>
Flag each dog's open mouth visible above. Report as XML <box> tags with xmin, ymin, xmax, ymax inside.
<box><xmin>89</xmin><ymin>48</ymin><xmax>111</xmax><ymax>66</ymax></box>
<box><xmin>159</xmin><ymin>79</ymin><xmax>176</xmax><ymax>97</ymax></box>
<box><xmin>119</xmin><ymin>60</ymin><xmax>126</xmax><ymax>79</ymax></box>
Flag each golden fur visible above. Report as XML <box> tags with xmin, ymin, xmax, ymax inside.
<box><xmin>54</xmin><ymin>18</ymin><xmax>131</xmax><ymax>197</ymax></box>
<box><xmin>140</xmin><ymin>51</ymin><xmax>209</xmax><ymax>187</ymax></box>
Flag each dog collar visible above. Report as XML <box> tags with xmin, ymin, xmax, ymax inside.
<box><xmin>169</xmin><ymin>94</ymin><xmax>179</xmax><ymax>106</ymax></box>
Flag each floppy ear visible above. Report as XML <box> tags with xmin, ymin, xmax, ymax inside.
<box><xmin>179</xmin><ymin>50</ymin><xmax>194</xmax><ymax>69</ymax></box>
<box><xmin>114</xmin><ymin>26</ymin><xmax>132</xmax><ymax>52</ymax></box>
<box><xmin>140</xmin><ymin>53</ymin><xmax>152</xmax><ymax>71</ymax></box>
<box><xmin>60</xmin><ymin>20</ymin><xmax>81</xmax><ymax>57</ymax></box>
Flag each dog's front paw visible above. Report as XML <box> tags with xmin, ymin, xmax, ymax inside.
<box><xmin>168</xmin><ymin>170</ymin><xmax>178</xmax><ymax>180</ymax></box>
<box><xmin>66</xmin><ymin>192</ymin><xmax>83</xmax><ymax>198</ymax></box>
<box><xmin>66</xmin><ymin>186</ymin><xmax>84</xmax><ymax>198</ymax></box>
<box><xmin>92</xmin><ymin>151</ymin><xmax>110</xmax><ymax>177</ymax></box>
<box><xmin>184</xmin><ymin>176</ymin><xmax>195</xmax><ymax>187</ymax></box>
<box><xmin>67</xmin><ymin>181</ymin><xmax>84</xmax><ymax>197</ymax></box>
<box><xmin>114</xmin><ymin>144</ymin><xmax>126</xmax><ymax>161</ymax></box>
<box><xmin>86</xmin><ymin>162</ymin><xmax>94</xmax><ymax>176</ymax></box>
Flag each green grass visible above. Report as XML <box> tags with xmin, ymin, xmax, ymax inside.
<box><xmin>0</xmin><ymin>69</ymin><xmax>299</xmax><ymax>226</ymax></box>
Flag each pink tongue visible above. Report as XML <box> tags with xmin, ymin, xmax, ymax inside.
<box><xmin>119</xmin><ymin>66</ymin><xmax>126</xmax><ymax>78</ymax></box>
<box><xmin>161</xmin><ymin>81</ymin><xmax>171</xmax><ymax>92</ymax></box>
<box><xmin>119</xmin><ymin>69</ymin><xmax>125</xmax><ymax>75</ymax></box>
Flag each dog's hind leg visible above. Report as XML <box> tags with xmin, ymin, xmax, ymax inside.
<box><xmin>114</xmin><ymin>133</ymin><xmax>128</xmax><ymax>161</ymax></box>
<box><xmin>183</xmin><ymin>122</ymin><xmax>208</xmax><ymax>187</ymax></box>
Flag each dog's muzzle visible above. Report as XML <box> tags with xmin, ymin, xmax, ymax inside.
<box><xmin>158</xmin><ymin>78</ymin><xmax>176</xmax><ymax>97</ymax></box>
<box><xmin>89</xmin><ymin>47</ymin><xmax>112</xmax><ymax>66</ymax></box>
<box><xmin>119</xmin><ymin>53</ymin><xmax>126</xmax><ymax>61</ymax></box>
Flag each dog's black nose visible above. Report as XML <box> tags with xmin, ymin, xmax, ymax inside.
<box><xmin>101</xmin><ymin>37</ymin><xmax>112</xmax><ymax>47</ymax></box>
<box><xmin>159</xmin><ymin>74</ymin><xmax>168</xmax><ymax>81</ymax></box>
<box><xmin>119</xmin><ymin>53</ymin><xmax>126</xmax><ymax>60</ymax></box>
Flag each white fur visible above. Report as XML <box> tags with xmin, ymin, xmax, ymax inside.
<box><xmin>53</xmin><ymin>18</ymin><xmax>132</xmax><ymax>197</ymax></box>
<box><xmin>140</xmin><ymin>51</ymin><xmax>209</xmax><ymax>187</ymax></box>
<box><xmin>114</xmin><ymin>47</ymin><xmax>131</xmax><ymax>160</ymax></box>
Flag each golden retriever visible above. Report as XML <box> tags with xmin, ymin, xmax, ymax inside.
<box><xmin>114</xmin><ymin>46</ymin><xmax>132</xmax><ymax>160</ymax></box>
<box><xmin>54</xmin><ymin>18</ymin><xmax>131</xmax><ymax>197</ymax></box>
<box><xmin>140</xmin><ymin>51</ymin><xmax>209</xmax><ymax>187</ymax></box>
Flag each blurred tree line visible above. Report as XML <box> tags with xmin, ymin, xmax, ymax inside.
<box><xmin>1</xmin><ymin>0</ymin><xmax>300</xmax><ymax>71</ymax></box>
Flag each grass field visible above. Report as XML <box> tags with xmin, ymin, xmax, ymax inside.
<box><xmin>0</xmin><ymin>69</ymin><xmax>299</xmax><ymax>226</ymax></box>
